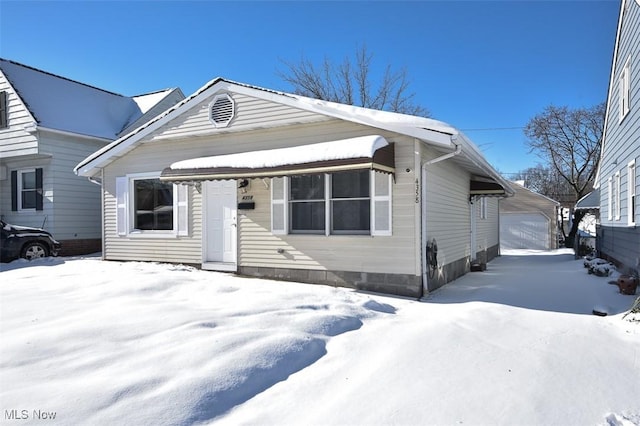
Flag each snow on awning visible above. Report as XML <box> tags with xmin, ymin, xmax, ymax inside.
<box><xmin>160</xmin><ymin>135</ymin><xmax>395</xmax><ymax>182</ymax></box>
<box><xmin>470</xmin><ymin>179</ymin><xmax>509</xmax><ymax>197</ymax></box>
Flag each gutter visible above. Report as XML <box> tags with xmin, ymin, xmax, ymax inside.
<box><xmin>24</xmin><ymin>124</ymin><xmax>114</xmax><ymax>143</ymax></box>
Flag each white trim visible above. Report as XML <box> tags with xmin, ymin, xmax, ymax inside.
<box><xmin>208</xmin><ymin>93</ymin><xmax>235</xmax><ymax>128</ymax></box>
<box><xmin>619</xmin><ymin>55</ymin><xmax>631</xmax><ymax>122</ymax></box>
<box><xmin>271</xmin><ymin>177</ymin><xmax>288</xmax><ymax>235</ymax></box>
<box><xmin>628</xmin><ymin>159</ymin><xmax>636</xmax><ymax>226</ymax></box>
<box><xmin>16</xmin><ymin>168</ymin><xmax>36</xmax><ymax>212</ymax></box>
<box><xmin>115</xmin><ymin>176</ymin><xmax>128</xmax><ymax>236</ymax></box>
<box><xmin>272</xmin><ymin>171</ymin><xmax>392</xmax><ymax>236</ymax></box>
<box><xmin>615</xmin><ymin>171</ymin><xmax>621</xmax><ymax>220</ymax></box>
<box><xmin>480</xmin><ymin>197</ymin><xmax>488</xmax><ymax>220</ymax></box>
<box><xmin>371</xmin><ymin>170</ymin><xmax>392</xmax><ymax>236</ymax></box>
<box><xmin>608</xmin><ymin>176</ymin><xmax>613</xmax><ymax>220</ymax></box>
<box><xmin>116</xmin><ymin>171</ymin><xmax>187</xmax><ymax>238</ymax></box>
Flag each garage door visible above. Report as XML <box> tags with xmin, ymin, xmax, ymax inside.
<box><xmin>500</xmin><ymin>213</ymin><xmax>550</xmax><ymax>250</ymax></box>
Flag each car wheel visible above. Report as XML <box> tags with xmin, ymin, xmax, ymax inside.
<box><xmin>21</xmin><ymin>242</ymin><xmax>49</xmax><ymax>260</ymax></box>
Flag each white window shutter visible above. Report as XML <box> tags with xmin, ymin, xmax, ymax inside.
<box><xmin>371</xmin><ymin>171</ymin><xmax>392</xmax><ymax>236</ymax></box>
<box><xmin>271</xmin><ymin>177</ymin><xmax>287</xmax><ymax>235</ymax></box>
<box><xmin>176</xmin><ymin>184</ymin><xmax>189</xmax><ymax>236</ymax></box>
<box><xmin>116</xmin><ymin>176</ymin><xmax>128</xmax><ymax>236</ymax></box>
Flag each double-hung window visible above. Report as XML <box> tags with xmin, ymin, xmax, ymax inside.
<box><xmin>11</xmin><ymin>168</ymin><xmax>43</xmax><ymax>211</ymax></box>
<box><xmin>115</xmin><ymin>173</ymin><xmax>189</xmax><ymax>237</ymax></box>
<box><xmin>331</xmin><ymin>170</ymin><xmax>370</xmax><ymax>234</ymax></box>
<box><xmin>289</xmin><ymin>175</ymin><xmax>326</xmax><ymax>234</ymax></box>
<box><xmin>619</xmin><ymin>56</ymin><xmax>631</xmax><ymax>122</ymax></box>
<box><xmin>272</xmin><ymin>170</ymin><xmax>392</xmax><ymax>236</ymax></box>
<box><xmin>19</xmin><ymin>169</ymin><xmax>38</xmax><ymax>210</ymax></box>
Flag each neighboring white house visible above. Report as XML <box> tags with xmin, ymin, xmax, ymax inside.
<box><xmin>499</xmin><ymin>181</ymin><xmax>560</xmax><ymax>250</ymax></box>
<box><xmin>0</xmin><ymin>58</ymin><xmax>184</xmax><ymax>255</ymax></box>
<box><xmin>592</xmin><ymin>0</ymin><xmax>640</xmax><ymax>275</ymax></box>
<box><xmin>75</xmin><ymin>78</ymin><xmax>513</xmax><ymax>297</ymax></box>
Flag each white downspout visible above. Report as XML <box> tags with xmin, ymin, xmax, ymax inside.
<box><xmin>421</xmin><ymin>139</ymin><xmax>462</xmax><ymax>294</ymax></box>
<box><xmin>424</xmin><ymin>142</ymin><xmax>462</xmax><ymax>166</ymax></box>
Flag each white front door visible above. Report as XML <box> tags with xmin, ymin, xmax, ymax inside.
<box><xmin>203</xmin><ymin>180</ymin><xmax>237</xmax><ymax>270</ymax></box>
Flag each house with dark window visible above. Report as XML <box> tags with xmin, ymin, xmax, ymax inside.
<box><xmin>75</xmin><ymin>78</ymin><xmax>513</xmax><ymax>297</ymax></box>
<box><xmin>0</xmin><ymin>58</ymin><xmax>184</xmax><ymax>255</ymax></box>
<box><xmin>592</xmin><ymin>0</ymin><xmax>640</xmax><ymax>275</ymax></box>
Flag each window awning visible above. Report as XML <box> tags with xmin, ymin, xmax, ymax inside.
<box><xmin>575</xmin><ymin>189</ymin><xmax>600</xmax><ymax>210</ymax></box>
<box><xmin>160</xmin><ymin>135</ymin><xmax>395</xmax><ymax>182</ymax></box>
<box><xmin>470</xmin><ymin>179</ymin><xmax>509</xmax><ymax>197</ymax></box>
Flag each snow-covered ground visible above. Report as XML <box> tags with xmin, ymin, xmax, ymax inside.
<box><xmin>0</xmin><ymin>249</ymin><xmax>638</xmax><ymax>426</ymax></box>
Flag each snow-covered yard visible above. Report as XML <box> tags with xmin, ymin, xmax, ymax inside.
<box><xmin>0</xmin><ymin>250</ymin><xmax>638</xmax><ymax>426</ymax></box>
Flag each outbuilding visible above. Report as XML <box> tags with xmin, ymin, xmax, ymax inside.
<box><xmin>499</xmin><ymin>181</ymin><xmax>560</xmax><ymax>250</ymax></box>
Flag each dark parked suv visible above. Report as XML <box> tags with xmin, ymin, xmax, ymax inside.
<box><xmin>0</xmin><ymin>220</ymin><xmax>61</xmax><ymax>262</ymax></box>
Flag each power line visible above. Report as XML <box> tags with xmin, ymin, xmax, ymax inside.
<box><xmin>461</xmin><ymin>126</ymin><xmax>524</xmax><ymax>132</ymax></box>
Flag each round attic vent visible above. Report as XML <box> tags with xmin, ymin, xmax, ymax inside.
<box><xmin>209</xmin><ymin>93</ymin><xmax>235</xmax><ymax>128</ymax></box>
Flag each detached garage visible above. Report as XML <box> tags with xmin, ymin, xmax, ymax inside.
<box><xmin>500</xmin><ymin>182</ymin><xmax>560</xmax><ymax>250</ymax></box>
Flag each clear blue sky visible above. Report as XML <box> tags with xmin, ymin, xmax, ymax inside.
<box><xmin>0</xmin><ymin>0</ymin><xmax>619</xmax><ymax>175</ymax></box>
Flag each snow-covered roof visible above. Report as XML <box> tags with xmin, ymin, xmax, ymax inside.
<box><xmin>0</xmin><ymin>58</ymin><xmax>180</xmax><ymax>141</ymax></box>
<box><xmin>132</xmin><ymin>89</ymin><xmax>175</xmax><ymax>113</ymax></box>
<box><xmin>74</xmin><ymin>77</ymin><xmax>512</xmax><ymax>195</ymax></box>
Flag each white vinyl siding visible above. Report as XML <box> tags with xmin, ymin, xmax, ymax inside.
<box><xmin>150</xmin><ymin>92</ymin><xmax>328</xmax><ymax>141</ymax></box>
<box><xmin>479</xmin><ymin>197</ymin><xmax>488</xmax><ymax>220</ymax></box>
<box><xmin>475</xmin><ymin>197</ymin><xmax>499</xmax><ymax>253</ymax></box>
<box><xmin>41</xmin><ymin>133</ymin><xmax>106</xmax><ymax>240</ymax></box>
<box><xmin>0</xmin><ymin>72</ymin><xmax>38</xmax><ymax>159</ymax></box>
<box><xmin>103</xmin><ymin>112</ymin><xmax>417</xmax><ymax>273</ymax></box>
<box><xmin>423</xmin><ymin>151</ymin><xmax>474</xmax><ymax>265</ymax></box>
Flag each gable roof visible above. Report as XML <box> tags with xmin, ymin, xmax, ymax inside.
<box><xmin>0</xmin><ymin>58</ymin><xmax>181</xmax><ymax>141</ymax></box>
<box><xmin>593</xmin><ymin>0</ymin><xmax>637</xmax><ymax>189</ymax></box>
<box><xmin>500</xmin><ymin>181</ymin><xmax>560</xmax><ymax>214</ymax></box>
<box><xmin>74</xmin><ymin>77</ymin><xmax>512</xmax><ymax>195</ymax></box>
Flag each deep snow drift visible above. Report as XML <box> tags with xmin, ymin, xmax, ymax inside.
<box><xmin>0</xmin><ymin>250</ymin><xmax>638</xmax><ymax>425</ymax></box>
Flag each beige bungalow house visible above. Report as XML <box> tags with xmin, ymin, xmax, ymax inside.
<box><xmin>75</xmin><ymin>78</ymin><xmax>513</xmax><ymax>297</ymax></box>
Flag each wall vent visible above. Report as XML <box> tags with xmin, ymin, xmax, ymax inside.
<box><xmin>209</xmin><ymin>93</ymin><xmax>235</xmax><ymax>128</ymax></box>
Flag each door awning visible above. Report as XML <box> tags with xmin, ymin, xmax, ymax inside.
<box><xmin>470</xmin><ymin>179</ymin><xmax>509</xmax><ymax>197</ymax></box>
<box><xmin>160</xmin><ymin>135</ymin><xmax>395</xmax><ymax>182</ymax></box>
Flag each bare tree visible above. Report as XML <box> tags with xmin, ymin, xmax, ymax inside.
<box><xmin>278</xmin><ymin>45</ymin><xmax>430</xmax><ymax>117</ymax></box>
<box><xmin>524</xmin><ymin>103</ymin><xmax>605</xmax><ymax>247</ymax></box>
<box><xmin>512</xmin><ymin>165</ymin><xmax>575</xmax><ymax>203</ymax></box>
